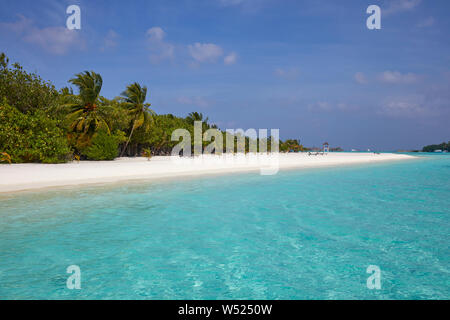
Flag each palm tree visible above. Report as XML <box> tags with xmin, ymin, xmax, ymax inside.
<box><xmin>120</xmin><ymin>82</ymin><xmax>154</xmax><ymax>157</ymax></box>
<box><xmin>186</xmin><ymin>112</ymin><xmax>208</xmax><ymax>125</ymax></box>
<box><xmin>65</xmin><ymin>71</ymin><xmax>110</xmax><ymax>138</ymax></box>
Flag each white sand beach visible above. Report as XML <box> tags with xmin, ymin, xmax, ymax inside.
<box><xmin>0</xmin><ymin>152</ymin><xmax>415</xmax><ymax>193</ymax></box>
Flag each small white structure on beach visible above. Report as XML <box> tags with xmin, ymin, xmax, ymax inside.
<box><xmin>323</xmin><ymin>142</ymin><xmax>329</xmax><ymax>153</ymax></box>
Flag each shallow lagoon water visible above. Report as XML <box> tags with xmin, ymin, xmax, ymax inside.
<box><xmin>0</xmin><ymin>154</ymin><xmax>448</xmax><ymax>299</ymax></box>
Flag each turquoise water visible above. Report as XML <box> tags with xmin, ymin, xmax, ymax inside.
<box><xmin>0</xmin><ymin>154</ymin><xmax>449</xmax><ymax>299</ymax></box>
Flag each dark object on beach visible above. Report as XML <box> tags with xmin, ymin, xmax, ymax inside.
<box><xmin>308</xmin><ymin>152</ymin><xmax>324</xmax><ymax>156</ymax></box>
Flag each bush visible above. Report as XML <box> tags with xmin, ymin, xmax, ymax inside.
<box><xmin>82</xmin><ymin>130</ymin><xmax>125</xmax><ymax>160</ymax></box>
<box><xmin>0</xmin><ymin>53</ymin><xmax>59</xmax><ymax>114</ymax></box>
<box><xmin>422</xmin><ymin>142</ymin><xmax>450</xmax><ymax>152</ymax></box>
<box><xmin>0</xmin><ymin>152</ymin><xmax>12</xmax><ymax>164</ymax></box>
<box><xmin>0</xmin><ymin>102</ymin><xmax>71</xmax><ymax>163</ymax></box>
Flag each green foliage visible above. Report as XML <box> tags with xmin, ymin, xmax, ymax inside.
<box><xmin>186</xmin><ymin>112</ymin><xmax>208</xmax><ymax>125</ymax></box>
<box><xmin>0</xmin><ymin>152</ymin><xmax>12</xmax><ymax>164</ymax></box>
<box><xmin>119</xmin><ymin>82</ymin><xmax>154</xmax><ymax>156</ymax></box>
<box><xmin>280</xmin><ymin>139</ymin><xmax>303</xmax><ymax>152</ymax></box>
<box><xmin>0</xmin><ymin>102</ymin><xmax>71</xmax><ymax>163</ymax></box>
<box><xmin>82</xmin><ymin>130</ymin><xmax>126</xmax><ymax>161</ymax></box>
<box><xmin>146</xmin><ymin>114</ymin><xmax>194</xmax><ymax>154</ymax></box>
<box><xmin>142</xmin><ymin>148</ymin><xmax>152</xmax><ymax>160</ymax></box>
<box><xmin>0</xmin><ymin>53</ymin><xmax>59</xmax><ymax>114</ymax></box>
<box><xmin>0</xmin><ymin>53</ymin><xmax>308</xmax><ymax>162</ymax></box>
<box><xmin>422</xmin><ymin>142</ymin><xmax>449</xmax><ymax>152</ymax></box>
<box><xmin>64</xmin><ymin>71</ymin><xmax>110</xmax><ymax>139</ymax></box>
<box><xmin>69</xmin><ymin>71</ymin><xmax>103</xmax><ymax>106</ymax></box>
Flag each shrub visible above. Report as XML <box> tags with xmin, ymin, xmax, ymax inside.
<box><xmin>142</xmin><ymin>148</ymin><xmax>152</xmax><ymax>161</ymax></box>
<box><xmin>82</xmin><ymin>130</ymin><xmax>125</xmax><ymax>160</ymax></box>
<box><xmin>0</xmin><ymin>102</ymin><xmax>71</xmax><ymax>163</ymax></box>
<box><xmin>0</xmin><ymin>152</ymin><xmax>11</xmax><ymax>164</ymax></box>
<box><xmin>0</xmin><ymin>53</ymin><xmax>59</xmax><ymax>114</ymax></box>
<box><xmin>422</xmin><ymin>142</ymin><xmax>450</xmax><ymax>152</ymax></box>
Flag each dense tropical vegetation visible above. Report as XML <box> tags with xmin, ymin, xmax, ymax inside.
<box><xmin>422</xmin><ymin>142</ymin><xmax>450</xmax><ymax>152</ymax></box>
<box><xmin>0</xmin><ymin>53</ymin><xmax>304</xmax><ymax>163</ymax></box>
<box><xmin>279</xmin><ymin>139</ymin><xmax>304</xmax><ymax>152</ymax></box>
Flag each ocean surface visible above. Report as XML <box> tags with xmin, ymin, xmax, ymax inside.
<box><xmin>0</xmin><ymin>154</ymin><xmax>448</xmax><ymax>299</ymax></box>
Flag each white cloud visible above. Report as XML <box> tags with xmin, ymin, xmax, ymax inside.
<box><xmin>308</xmin><ymin>101</ymin><xmax>359</xmax><ymax>112</ymax></box>
<box><xmin>188</xmin><ymin>43</ymin><xmax>224</xmax><ymax>63</ymax></box>
<box><xmin>417</xmin><ymin>17</ymin><xmax>435</xmax><ymax>28</ymax></box>
<box><xmin>308</xmin><ymin>101</ymin><xmax>332</xmax><ymax>111</ymax></box>
<box><xmin>383</xmin><ymin>100</ymin><xmax>423</xmax><ymax>115</ymax></box>
<box><xmin>384</xmin><ymin>0</ymin><xmax>421</xmax><ymax>15</ymax></box>
<box><xmin>354</xmin><ymin>72</ymin><xmax>368</xmax><ymax>84</ymax></box>
<box><xmin>380</xmin><ymin>95</ymin><xmax>427</xmax><ymax>117</ymax></box>
<box><xmin>218</xmin><ymin>0</ymin><xmax>265</xmax><ymax>10</ymax></box>
<box><xmin>145</xmin><ymin>27</ymin><xmax>235</xmax><ymax>66</ymax></box>
<box><xmin>101</xmin><ymin>30</ymin><xmax>119</xmax><ymax>51</ymax></box>
<box><xmin>0</xmin><ymin>15</ymin><xmax>82</xmax><ymax>55</ymax></box>
<box><xmin>274</xmin><ymin>67</ymin><xmax>300</xmax><ymax>80</ymax></box>
<box><xmin>224</xmin><ymin>52</ymin><xmax>238</xmax><ymax>65</ymax></box>
<box><xmin>146</xmin><ymin>27</ymin><xmax>175</xmax><ymax>64</ymax></box>
<box><xmin>215</xmin><ymin>120</ymin><xmax>237</xmax><ymax>129</ymax></box>
<box><xmin>219</xmin><ymin>0</ymin><xmax>246</xmax><ymax>6</ymax></box>
<box><xmin>336</xmin><ymin>103</ymin><xmax>359</xmax><ymax>111</ymax></box>
<box><xmin>150</xmin><ymin>44</ymin><xmax>175</xmax><ymax>64</ymax></box>
<box><xmin>378</xmin><ymin>71</ymin><xmax>419</xmax><ymax>84</ymax></box>
<box><xmin>146</xmin><ymin>27</ymin><xmax>166</xmax><ymax>41</ymax></box>
<box><xmin>380</xmin><ymin>87</ymin><xmax>450</xmax><ymax>117</ymax></box>
<box><xmin>177</xmin><ymin>96</ymin><xmax>214</xmax><ymax>108</ymax></box>
<box><xmin>24</xmin><ymin>27</ymin><xmax>81</xmax><ymax>55</ymax></box>
<box><xmin>0</xmin><ymin>14</ymin><xmax>32</xmax><ymax>33</ymax></box>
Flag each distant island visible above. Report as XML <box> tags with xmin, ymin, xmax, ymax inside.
<box><xmin>422</xmin><ymin>142</ymin><xmax>449</xmax><ymax>152</ymax></box>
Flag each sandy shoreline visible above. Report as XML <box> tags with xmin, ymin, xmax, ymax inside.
<box><xmin>0</xmin><ymin>153</ymin><xmax>416</xmax><ymax>193</ymax></box>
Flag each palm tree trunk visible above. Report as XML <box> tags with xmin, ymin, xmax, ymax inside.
<box><xmin>120</xmin><ymin>122</ymin><xmax>136</xmax><ymax>157</ymax></box>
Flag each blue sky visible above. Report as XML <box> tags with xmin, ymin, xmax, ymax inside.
<box><xmin>1</xmin><ymin>0</ymin><xmax>449</xmax><ymax>150</ymax></box>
